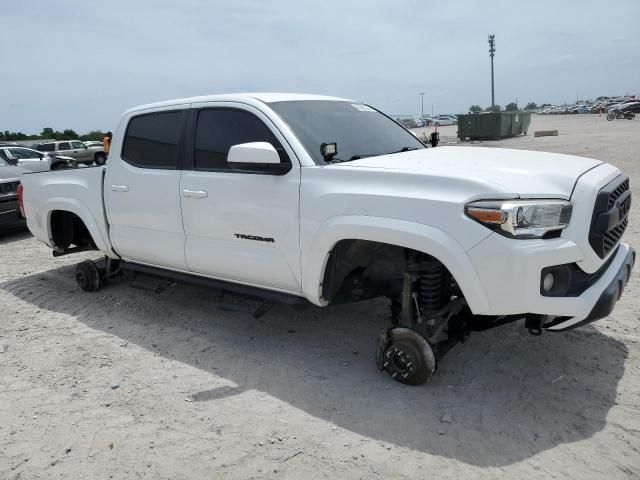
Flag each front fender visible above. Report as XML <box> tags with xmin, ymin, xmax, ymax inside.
<box><xmin>44</xmin><ymin>197</ymin><xmax>109</xmax><ymax>252</ymax></box>
<box><xmin>302</xmin><ymin>215</ymin><xmax>491</xmax><ymax>314</ymax></box>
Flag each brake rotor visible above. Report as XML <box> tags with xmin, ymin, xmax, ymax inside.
<box><xmin>378</xmin><ymin>327</ymin><xmax>436</xmax><ymax>386</ymax></box>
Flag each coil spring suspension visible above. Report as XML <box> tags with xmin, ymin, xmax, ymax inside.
<box><xmin>418</xmin><ymin>261</ymin><xmax>451</xmax><ymax>315</ymax></box>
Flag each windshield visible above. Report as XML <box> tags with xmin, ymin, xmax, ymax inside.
<box><xmin>268</xmin><ymin>100</ymin><xmax>425</xmax><ymax>164</ymax></box>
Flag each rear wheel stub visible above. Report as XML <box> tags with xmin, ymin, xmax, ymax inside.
<box><xmin>75</xmin><ymin>260</ymin><xmax>101</xmax><ymax>292</ymax></box>
<box><xmin>378</xmin><ymin>327</ymin><xmax>436</xmax><ymax>386</ymax></box>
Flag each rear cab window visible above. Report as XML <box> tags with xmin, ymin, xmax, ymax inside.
<box><xmin>37</xmin><ymin>143</ymin><xmax>55</xmax><ymax>152</ymax></box>
<box><xmin>121</xmin><ymin>110</ymin><xmax>184</xmax><ymax>169</ymax></box>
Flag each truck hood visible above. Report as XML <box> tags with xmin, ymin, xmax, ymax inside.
<box><xmin>336</xmin><ymin>146</ymin><xmax>603</xmax><ymax>198</ymax></box>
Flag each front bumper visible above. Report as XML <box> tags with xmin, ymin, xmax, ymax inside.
<box><xmin>546</xmin><ymin>246</ymin><xmax>635</xmax><ymax>331</ymax></box>
<box><xmin>467</xmin><ymin>234</ymin><xmax>634</xmax><ymax>329</ymax></box>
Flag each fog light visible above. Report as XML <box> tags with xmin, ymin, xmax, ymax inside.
<box><xmin>543</xmin><ymin>272</ymin><xmax>555</xmax><ymax>292</ymax></box>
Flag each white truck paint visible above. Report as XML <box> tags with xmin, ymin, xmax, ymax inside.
<box><xmin>20</xmin><ymin>93</ymin><xmax>634</xmax><ymax>384</ymax></box>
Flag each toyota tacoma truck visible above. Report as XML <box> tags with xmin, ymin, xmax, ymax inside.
<box><xmin>19</xmin><ymin>93</ymin><xmax>634</xmax><ymax>385</ymax></box>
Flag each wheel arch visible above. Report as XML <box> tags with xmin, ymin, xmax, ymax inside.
<box><xmin>302</xmin><ymin>216</ymin><xmax>491</xmax><ymax>314</ymax></box>
<box><xmin>45</xmin><ymin>199</ymin><xmax>109</xmax><ymax>252</ymax></box>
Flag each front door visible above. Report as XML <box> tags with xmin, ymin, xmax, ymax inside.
<box><xmin>105</xmin><ymin>107</ymin><xmax>188</xmax><ymax>270</ymax></box>
<box><xmin>180</xmin><ymin>104</ymin><xmax>301</xmax><ymax>291</ymax></box>
<box><xmin>70</xmin><ymin>140</ymin><xmax>92</xmax><ymax>162</ymax></box>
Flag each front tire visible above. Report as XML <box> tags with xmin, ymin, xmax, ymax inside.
<box><xmin>51</xmin><ymin>162</ymin><xmax>69</xmax><ymax>171</ymax></box>
<box><xmin>75</xmin><ymin>260</ymin><xmax>101</xmax><ymax>292</ymax></box>
<box><xmin>94</xmin><ymin>153</ymin><xmax>106</xmax><ymax>166</ymax></box>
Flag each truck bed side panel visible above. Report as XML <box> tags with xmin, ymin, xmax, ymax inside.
<box><xmin>21</xmin><ymin>167</ymin><xmax>112</xmax><ymax>254</ymax></box>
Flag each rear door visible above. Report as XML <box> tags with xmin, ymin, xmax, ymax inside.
<box><xmin>105</xmin><ymin>106</ymin><xmax>189</xmax><ymax>270</ymax></box>
<box><xmin>180</xmin><ymin>103</ymin><xmax>302</xmax><ymax>291</ymax></box>
<box><xmin>56</xmin><ymin>141</ymin><xmax>73</xmax><ymax>157</ymax></box>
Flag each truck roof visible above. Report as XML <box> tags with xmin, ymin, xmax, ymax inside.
<box><xmin>125</xmin><ymin>92</ymin><xmax>353</xmax><ymax>115</ymax></box>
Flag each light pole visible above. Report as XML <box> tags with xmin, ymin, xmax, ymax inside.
<box><xmin>488</xmin><ymin>34</ymin><xmax>495</xmax><ymax>107</ymax></box>
<box><xmin>420</xmin><ymin>92</ymin><xmax>424</xmax><ymax>121</ymax></box>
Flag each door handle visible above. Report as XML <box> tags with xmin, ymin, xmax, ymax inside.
<box><xmin>182</xmin><ymin>189</ymin><xmax>208</xmax><ymax>198</ymax></box>
<box><xmin>111</xmin><ymin>184</ymin><xmax>129</xmax><ymax>192</ymax></box>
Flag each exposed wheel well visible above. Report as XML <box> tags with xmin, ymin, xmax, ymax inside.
<box><xmin>50</xmin><ymin>210</ymin><xmax>97</xmax><ymax>251</ymax></box>
<box><xmin>321</xmin><ymin>239</ymin><xmax>459</xmax><ymax>306</ymax></box>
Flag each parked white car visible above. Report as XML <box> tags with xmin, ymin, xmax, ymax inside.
<box><xmin>0</xmin><ymin>146</ymin><xmax>74</xmax><ymax>172</ymax></box>
<box><xmin>431</xmin><ymin>115</ymin><xmax>457</xmax><ymax>126</ymax></box>
<box><xmin>20</xmin><ymin>93</ymin><xmax>634</xmax><ymax>386</ymax></box>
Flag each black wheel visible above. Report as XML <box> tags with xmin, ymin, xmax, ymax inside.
<box><xmin>378</xmin><ymin>327</ymin><xmax>436</xmax><ymax>386</ymax></box>
<box><xmin>94</xmin><ymin>153</ymin><xmax>106</xmax><ymax>166</ymax></box>
<box><xmin>75</xmin><ymin>260</ymin><xmax>101</xmax><ymax>292</ymax></box>
<box><xmin>51</xmin><ymin>162</ymin><xmax>68</xmax><ymax>171</ymax></box>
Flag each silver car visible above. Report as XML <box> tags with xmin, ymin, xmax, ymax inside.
<box><xmin>35</xmin><ymin>140</ymin><xmax>106</xmax><ymax>165</ymax></box>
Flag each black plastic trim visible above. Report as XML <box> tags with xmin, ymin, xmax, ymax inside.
<box><xmin>122</xmin><ymin>262</ymin><xmax>311</xmax><ymax>307</ymax></box>
<box><xmin>547</xmin><ymin>247</ymin><xmax>635</xmax><ymax>331</ymax></box>
<box><xmin>540</xmin><ymin>251</ymin><xmax>616</xmax><ymax>297</ymax></box>
<box><xmin>589</xmin><ymin>175</ymin><xmax>630</xmax><ymax>258</ymax></box>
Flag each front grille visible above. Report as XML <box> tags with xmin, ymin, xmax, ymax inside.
<box><xmin>0</xmin><ymin>180</ymin><xmax>19</xmax><ymax>196</ymax></box>
<box><xmin>589</xmin><ymin>175</ymin><xmax>631</xmax><ymax>258</ymax></box>
<box><xmin>609</xmin><ymin>178</ymin><xmax>629</xmax><ymax>208</ymax></box>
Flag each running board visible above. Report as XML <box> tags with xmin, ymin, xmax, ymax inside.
<box><xmin>52</xmin><ymin>245</ymin><xmax>95</xmax><ymax>257</ymax></box>
<box><xmin>122</xmin><ymin>262</ymin><xmax>311</xmax><ymax>308</ymax></box>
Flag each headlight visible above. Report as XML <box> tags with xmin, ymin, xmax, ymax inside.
<box><xmin>465</xmin><ymin>199</ymin><xmax>572</xmax><ymax>239</ymax></box>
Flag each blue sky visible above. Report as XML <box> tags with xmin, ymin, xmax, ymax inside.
<box><xmin>2</xmin><ymin>0</ymin><xmax>638</xmax><ymax>133</ymax></box>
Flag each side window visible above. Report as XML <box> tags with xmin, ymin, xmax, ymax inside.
<box><xmin>37</xmin><ymin>143</ymin><xmax>54</xmax><ymax>152</ymax></box>
<box><xmin>71</xmin><ymin>141</ymin><xmax>85</xmax><ymax>149</ymax></box>
<box><xmin>194</xmin><ymin>109</ymin><xmax>289</xmax><ymax>171</ymax></box>
<box><xmin>58</xmin><ymin>142</ymin><xmax>71</xmax><ymax>150</ymax></box>
<box><xmin>9</xmin><ymin>148</ymin><xmax>38</xmax><ymax>159</ymax></box>
<box><xmin>122</xmin><ymin>110</ymin><xmax>183</xmax><ymax>169</ymax></box>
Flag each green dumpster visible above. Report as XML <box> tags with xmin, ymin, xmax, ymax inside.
<box><xmin>457</xmin><ymin>111</ymin><xmax>531</xmax><ymax>140</ymax></box>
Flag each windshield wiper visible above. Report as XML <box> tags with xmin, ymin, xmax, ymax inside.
<box><xmin>326</xmin><ymin>154</ymin><xmax>375</xmax><ymax>164</ymax></box>
<box><xmin>388</xmin><ymin>146</ymin><xmax>420</xmax><ymax>154</ymax></box>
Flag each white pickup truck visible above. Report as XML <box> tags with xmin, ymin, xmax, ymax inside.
<box><xmin>20</xmin><ymin>93</ymin><xmax>634</xmax><ymax>385</ymax></box>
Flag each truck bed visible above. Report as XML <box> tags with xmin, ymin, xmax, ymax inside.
<box><xmin>21</xmin><ymin>166</ymin><xmax>113</xmax><ymax>254</ymax></box>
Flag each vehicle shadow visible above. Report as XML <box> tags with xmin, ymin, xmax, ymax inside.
<box><xmin>0</xmin><ymin>227</ymin><xmax>30</xmax><ymax>244</ymax></box>
<box><xmin>1</xmin><ymin>263</ymin><xmax>628</xmax><ymax>467</ymax></box>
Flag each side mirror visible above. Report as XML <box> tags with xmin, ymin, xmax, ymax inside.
<box><xmin>227</xmin><ymin>142</ymin><xmax>291</xmax><ymax>175</ymax></box>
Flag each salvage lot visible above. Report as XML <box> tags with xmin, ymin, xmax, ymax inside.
<box><xmin>1</xmin><ymin>115</ymin><xmax>639</xmax><ymax>479</ymax></box>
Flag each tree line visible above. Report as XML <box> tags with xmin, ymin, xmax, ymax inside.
<box><xmin>0</xmin><ymin>128</ymin><xmax>107</xmax><ymax>142</ymax></box>
<box><xmin>468</xmin><ymin>102</ymin><xmax>546</xmax><ymax>113</ymax></box>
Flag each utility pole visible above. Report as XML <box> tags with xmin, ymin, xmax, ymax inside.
<box><xmin>488</xmin><ymin>34</ymin><xmax>496</xmax><ymax>107</ymax></box>
<box><xmin>420</xmin><ymin>93</ymin><xmax>424</xmax><ymax>121</ymax></box>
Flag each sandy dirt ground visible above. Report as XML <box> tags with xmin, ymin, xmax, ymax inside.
<box><xmin>1</xmin><ymin>114</ymin><xmax>639</xmax><ymax>479</ymax></box>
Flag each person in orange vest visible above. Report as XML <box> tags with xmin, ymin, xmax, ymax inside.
<box><xmin>103</xmin><ymin>131</ymin><xmax>112</xmax><ymax>157</ymax></box>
